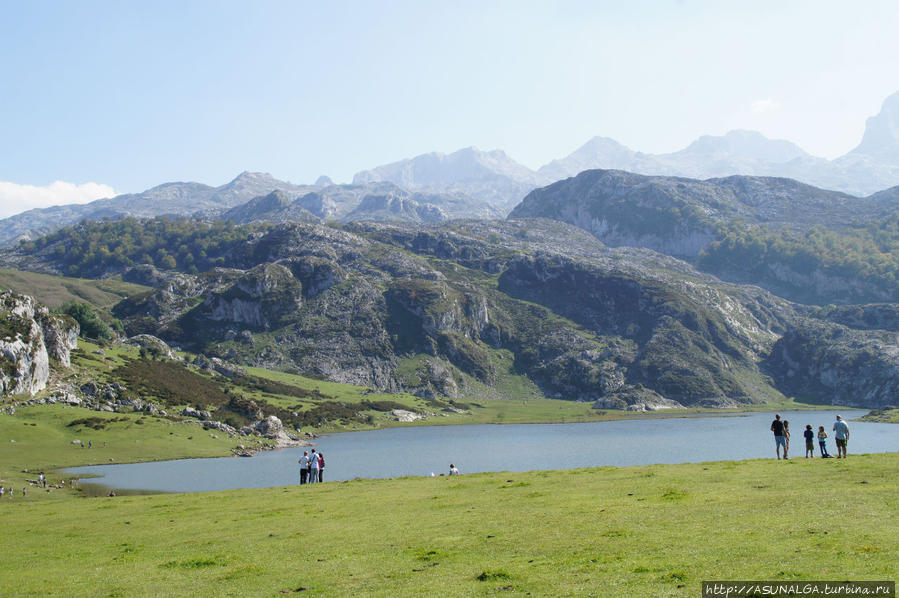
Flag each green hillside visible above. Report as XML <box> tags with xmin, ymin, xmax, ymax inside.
<box><xmin>0</xmin><ymin>268</ymin><xmax>148</xmax><ymax>310</ymax></box>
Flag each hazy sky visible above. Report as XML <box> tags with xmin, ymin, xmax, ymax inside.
<box><xmin>1</xmin><ymin>0</ymin><xmax>898</xmax><ymax>217</ymax></box>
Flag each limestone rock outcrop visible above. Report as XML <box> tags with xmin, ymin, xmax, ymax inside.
<box><xmin>0</xmin><ymin>290</ymin><xmax>79</xmax><ymax>396</ymax></box>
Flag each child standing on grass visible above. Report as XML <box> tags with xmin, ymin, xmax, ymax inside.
<box><xmin>804</xmin><ymin>425</ymin><xmax>815</xmax><ymax>458</ymax></box>
<box><xmin>817</xmin><ymin>426</ymin><xmax>830</xmax><ymax>457</ymax></box>
<box><xmin>783</xmin><ymin>420</ymin><xmax>791</xmax><ymax>459</ymax></box>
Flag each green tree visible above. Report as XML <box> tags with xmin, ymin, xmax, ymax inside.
<box><xmin>59</xmin><ymin>302</ymin><xmax>116</xmax><ymax>343</ymax></box>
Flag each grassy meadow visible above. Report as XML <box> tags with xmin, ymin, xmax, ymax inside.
<box><xmin>858</xmin><ymin>407</ymin><xmax>899</xmax><ymax>424</ymax></box>
<box><xmin>0</xmin><ymin>268</ymin><xmax>148</xmax><ymax>310</ymax></box>
<box><xmin>0</xmin><ymin>453</ymin><xmax>896</xmax><ymax>596</ymax></box>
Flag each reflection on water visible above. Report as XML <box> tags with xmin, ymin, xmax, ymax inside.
<box><xmin>67</xmin><ymin>410</ymin><xmax>894</xmax><ymax>494</ymax></box>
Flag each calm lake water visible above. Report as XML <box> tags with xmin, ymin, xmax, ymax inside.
<box><xmin>67</xmin><ymin>409</ymin><xmax>896</xmax><ymax>494</ymax></box>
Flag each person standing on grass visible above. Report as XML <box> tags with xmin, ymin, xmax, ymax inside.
<box><xmin>833</xmin><ymin>415</ymin><xmax>850</xmax><ymax>458</ymax></box>
<box><xmin>817</xmin><ymin>426</ymin><xmax>831</xmax><ymax>457</ymax></box>
<box><xmin>317</xmin><ymin>452</ymin><xmax>325</xmax><ymax>483</ymax></box>
<box><xmin>803</xmin><ymin>425</ymin><xmax>815</xmax><ymax>458</ymax></box>
<box><xmin>771</xmin><ymin>414</ymin><xmax>787</xmax><ymax>459</ymax></box>
<box><xmin>309</xmin><ymin>449</ymin><xmax>319</xmax><ymax>483</ymax></box>
<box><xmin>298</xmin><ymin>451</ymin><xmax>310</xmax><ymax>484</ymax></box>
<box><xmin>782</xmin><ymin>420</ymin><xmax>791</xmax><ymax>459</ymax></box>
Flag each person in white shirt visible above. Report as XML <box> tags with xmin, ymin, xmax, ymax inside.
<box><xmin>449</xmin><ymin>464</ymin><xmax>460</xmax><ymax>476</ymax></box>
<box><xmin>309</xmin><ymin>449</ymin><xmax>320</xmax><ymax>483</ymax></box>
<box><xmin>832</xmin><ymin>415</ymin><xmax>850</xmax><ymax>459</ymax></box>
<box><xmin>298</xmin><ymin>451</ymin><xmax>310</xmax><ymax>484</ymax></box>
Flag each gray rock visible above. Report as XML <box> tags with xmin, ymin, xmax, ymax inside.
<box><xmin>1</xmin><ymin>291</ymin><xmax>77</xmax><ymax>396</ymax></box>
<box><xmin>202</xmin><ymin>420</ymin><xmax>238</xmax><ymax>435</ymax></box>
<box><xmin>252</xmin><ymin>415</ymin><xmax>284</xmax><ymax>438</ymax></box>
<box><xmin>180</xmin><ymin>406</ymin><xmax>212</xmax><ymax>420</ymax></box>
<box><xmin>125</xmin><ymin>334</ymin><xmax>175</xmax><ymax>359</ymax></box>
<box><xmin>391</xmin><ymin>409</ymin><xmax>423</xmax><ymax>422</ymax></box>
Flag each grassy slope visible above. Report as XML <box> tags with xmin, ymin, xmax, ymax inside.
<box><xmin>0</xmin><ymin>405</ymin><xmax>253</xmax><ymax>500</ymax></box>
<box><xmin>0</xmin><ymin>268</ymin><xmax>148</xmax><ymax>310</ymax></box>
<box><xmin>858</xmin><ymin>408</ymin><xmax>899</xmax><ymax>423</ymax></box>
<box><xmin>0</xmin><ymin>453</ymin><xmax>895</xmax><ymax>596</ymax></box>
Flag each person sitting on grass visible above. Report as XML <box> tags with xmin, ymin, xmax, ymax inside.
<box><xmin>803</xmin><ymin>424</ymin><xmax>815</xmax><ymax>458</ymax></box>
<box><xmin>449</xmin><ymin>464</ymin><xmax>460</xmax><ymax>476</ymax></box>
<box><xmin>817</xmin><ymin>426</ymin><xmax>831</xmax><ymax>458</ymax></box>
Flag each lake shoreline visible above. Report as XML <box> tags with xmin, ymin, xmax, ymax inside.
<box><xmin>64</xmin><ymin>408</ymin><xmax>891</xmax><ymax>495</ymax></box>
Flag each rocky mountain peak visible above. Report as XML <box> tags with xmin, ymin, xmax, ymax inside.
<box><xmin>538</xmin><ymin>137</ymin><xmax>638</xmax><ymax>181</ymax></box>
<box><xmin>677</xmin><ymin>130</ymin><xmax>811</xmax><ymax>163</ymax></box>
<box><xmin>850</xmin><ymin>91</ymin><xmax>899</xmax><ymax>161</ymax></box>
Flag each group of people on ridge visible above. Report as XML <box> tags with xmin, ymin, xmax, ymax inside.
<box><xmin>771</xmin><ymin>414</ymin><xmax>850</xmax><ymax>459</ymax></box>
<box><xmin>297</xmin><ymin>449</ymin><xmax>325</xmax><ymax>484</ymax></box>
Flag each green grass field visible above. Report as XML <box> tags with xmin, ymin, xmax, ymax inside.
<box><xmin>0</xmin><ymin>404</ymin><xmax>252</xmax><ymax>499</ymax></box>
<box><xmin>0</xmin><ymin>453</ymin><xmax>895</xmax><ymax>596</ymax></box>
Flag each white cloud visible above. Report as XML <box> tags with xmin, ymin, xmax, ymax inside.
<box><xmin>751</xmin><ymin>98</ymin><xmax>782</xmax><ymax>114</ymax></box>
<box><xmin>0</xmin><ymin>180</ymin><xmax>118</xmax><ymax>219</ymax></box>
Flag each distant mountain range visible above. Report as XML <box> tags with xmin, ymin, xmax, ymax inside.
<box><xmin>356</xmin><ymin>92</ymin><xmax>899</xmax><ymax>205</ymax></box>
<box><xmin>2</xmin><ymin>91</ymin><xmax>899</xmax><ymax>246</ymax></box>
<box><xmin>0</xmin><ymin>176</ymin><xmax>502</xmax><ymax>247</ymax></box>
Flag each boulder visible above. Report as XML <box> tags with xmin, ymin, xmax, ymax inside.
<box><xmin>252</xmin><ymin>415</ymin><xmax>284</xmax><ymax>438</ymax></box>
<box><xmin>125</xmin><ymin>334</ymin><xmax>175</xmax><ymax>359</ymax></box>
<box><xmin>391</xmin><ymin>409</ymin><xmax>423</xmax><ymax>422</ymax></box>
<box><xmin>180</xmin><ymin>406</ymin><xmax>212</xmax><ymax>420</ymax></box>
<box><xmin>80</xmin><ymin>382</ymin><xmax>99</xmax><ymax>397</ymax></box>
<box><xmin>202</xmin><ymin>420</ymin><xmax>238</xmax><ymax>435</ymax></box>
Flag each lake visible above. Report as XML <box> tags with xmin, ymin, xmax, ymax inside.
<box><xmin>66</xmin><ymin>409</ymin><xmax>896</xmax><ymax>494</ymax></box>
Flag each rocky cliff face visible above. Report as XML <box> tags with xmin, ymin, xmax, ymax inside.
<box><xmin>766</xmin><ymin>319</ymin><xmax>899</xmax><ymax>409</ymax></box>
<box><xmin>0</xmin><ymin>290</ymin><xmax>79</xmax><ymax>396</ymax></box>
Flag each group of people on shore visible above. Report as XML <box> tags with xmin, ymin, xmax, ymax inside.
<box><xmin>297</xmin><ymin>449</ymin><xmax>325</xmax><ymax>484</ymax></box>
<box><xmin>770</xmin><ymin>414</ymin><xmax>850</xmax><ymax>460</ymax></box>
<box><xmin>0</xmin><ymin>472</ymin><xmax>49</xmax><ymax>499</ymax></box>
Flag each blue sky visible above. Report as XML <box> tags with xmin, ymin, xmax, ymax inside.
<box><xmin>1</xmin><ymin>0</ymin><xmax>898</xmax><ymax>216</ymax></box>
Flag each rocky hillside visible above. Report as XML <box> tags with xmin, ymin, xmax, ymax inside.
<box><xmin>99</xmin><ymin>219</ymin><xmax>798</xmax><ymax>407</ymax></box>
<box><xmin>8</xmin><ymin>216</ymin><xmax>899</xmax><ymax>409</ymax></box>
<box><xmin>509</xmin><ymin>169</ymin><xmax>899</xmax><ymax>304</ymax></box>
<box><xmin>0</xmin><ymin>290</ymin><xmax>79</xmax><ymax>396</ymax></box>
<box><xmin>510</xmin><ymin>170</ymin><xmax>891</xmax><ymax>255</ymax></box>
<box><xmin>765</xmin><ymin>319</ymin><xmax>899</xmax><ymax>409</ymax></box>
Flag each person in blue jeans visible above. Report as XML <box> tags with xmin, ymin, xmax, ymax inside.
<box><xmin>817</xmin><ymin>426</ymin><xmax>831</xmax><ymax>457</ymax></box>
<box><xmin>770</xmin><ymin>414</ymin><xmax>786</xmax><ymax>459</ymax></box>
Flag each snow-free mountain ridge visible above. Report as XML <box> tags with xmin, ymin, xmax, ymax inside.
<box><xmin>3</xmin><ymin>91</ymin><xmax>899</xmax><ymax>246</ymax></box>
